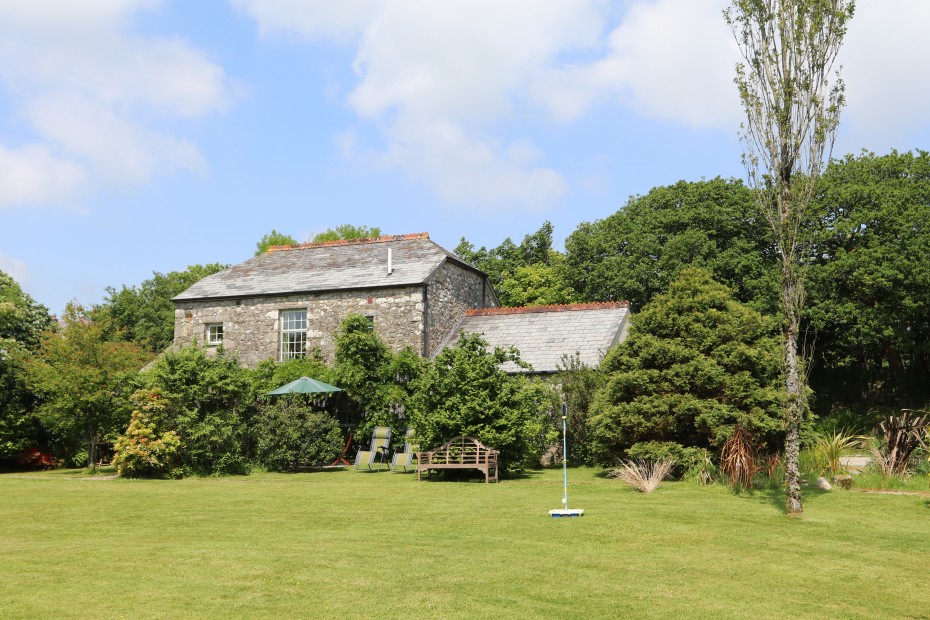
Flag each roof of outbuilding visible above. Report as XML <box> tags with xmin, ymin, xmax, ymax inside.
<box><xmin>173</xmin><ymin>233</ymin><xmax>477</xmax><ymax>301</ymax></box>
<box><xmin>437</xmin><ymin>302</ymin><xmax>631</xmax><ymax>374</ymax></box>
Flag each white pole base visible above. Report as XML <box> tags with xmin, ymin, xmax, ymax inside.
<box><xmin>548</xmin><ymin>508</ymin><xmax>584</xmax><ymax>517</ymax></box>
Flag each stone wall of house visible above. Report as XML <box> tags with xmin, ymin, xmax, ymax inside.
<box><xmin>173</xmin><ymin>285</ymin><xmax>425</xmax><ymax>368</ymax></box>
<box><xmin>424</xmin><ymin>261</ymin><xmax>498</xmax><ymax>356</ymax></box>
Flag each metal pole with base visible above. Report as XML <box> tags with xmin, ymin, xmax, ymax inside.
<box><xmin>549</xmin><ymin>403</ymin><xmax>584</xmax><ymax>518</ymax></box>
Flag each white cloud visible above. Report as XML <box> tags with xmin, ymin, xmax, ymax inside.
<box><xmin>0</xmin><ymin>142</ymin><xmax>87</xmax><ymax>208</ymax></box>
<box><xmin>236</xmin><ymin>0</ymin><xmax>604</xmax><ymax>209</ymax></box>
<box><xmin>232</xmin><ymin>0</ymin><xmax>377</xmax><ymax>42</ymax></box>
<box><xmin>0</xmin><ymin>0</ymin><xmax>158</xmax><ymax>39</ymax></box>
<box><xmin>532</xmin><ymin>0</ymin><xmax>741</xmax><ymax>128</ymax></box>
<box><xmin>838</xmin><ymin>1</ymin><xmax>930</xmax><ymax>152</ymax></box>
<box><xmin>0</xmin><ymin>252</ymin><xmax>30</xmax><ymax>284</ymax></box>
<box><xmin>344</xmin><ymin>1</ymin><xmax>604</xmax><ymax>125</ymax></box>
<box><xmin>26</xmin><ymin>92</ymin><xmax>207</xmax><ymax>185</ymax></box>
<box><xmin>0</xmin><ymin>0</ymin><xmax>233</xmax><ymax>209</ymax></box>
<box><xmin>532</xmin><ymin>0</ymin><xmax>930</xmax><ymax>149</ymax></box>
<box><xmin>236</xmin><ymin>0</ymin><xmax>930</xmax><ymax>209</ymax></box>
<box><xmin>382</xmin><ymin>118</ymin><xmax>567</xmax><ymax>209</ymax></box>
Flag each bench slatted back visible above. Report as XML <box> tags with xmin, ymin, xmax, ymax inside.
<box><xmin>420</xmin><ymin>436</ymin><xmax>498</xmax><ymax>465</ymax></box>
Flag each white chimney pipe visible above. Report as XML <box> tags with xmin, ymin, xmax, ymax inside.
<box><xmin>387</xmin><ymin>248</ymin><xmax>393</xmax><ymax>275</ymax></box>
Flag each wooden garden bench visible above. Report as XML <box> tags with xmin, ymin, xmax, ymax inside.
<box><xmin>416</xmin><ymin>436</ymin><xmax>499</xmax><ymax>483</ymax></box>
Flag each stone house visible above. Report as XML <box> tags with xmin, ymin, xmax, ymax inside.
<box><xmin>172</xmin><ymin>233</ymin><xmax>498</xmax><ymax>367</ymax></box>
<box><xmin>172</xmin><ymin>232</ymin><xmax>631</xmax><ymax>372</ymax></box>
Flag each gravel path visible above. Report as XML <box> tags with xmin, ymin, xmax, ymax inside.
<box><xmin>839</xmin><ymin>455</ymin><xmax>872</xmax><ymax>473</ymax></box>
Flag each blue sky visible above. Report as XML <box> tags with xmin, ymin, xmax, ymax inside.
<box><xmin>2</xmin><ymin>0</ymin><xmax>929</xmax><ymax>314</ymax></box>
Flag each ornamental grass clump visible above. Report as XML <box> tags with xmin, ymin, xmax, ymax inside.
<box><xmin>720</xmin><ymin>426</ymin><xmax>759</xmax><ymax>490</ymax></box>
<box><xmin>685</xmin><ymin>448</ymin><xmax>716</xmax><ymax>486</ymax></box>
<box><xmin>608</xmin><ymin>459</ymin><xmax>673</xmax><ymax>493</ymax></box>
<box><xmin>813</xmin><ymin>429</ymin><xmax>867</xmax><ymax>477</ymax></box>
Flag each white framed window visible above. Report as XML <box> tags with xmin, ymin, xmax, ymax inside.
<box><xmin>280</xmin><ymin>309</ymin><xmax>307</xmax><ymax>360</ymax></box>
<box><xmin>206</xmin><ymin>323</ymin><xmax>223</xmax><ymax>345</ymax></box>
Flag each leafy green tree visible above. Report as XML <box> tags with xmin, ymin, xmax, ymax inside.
<box><xmin>589</xmin><ymin>269</ymin><xmax>782</xmax><ymax>466</ymax></box>
<box><xmin>0</xmin><ymin>270</ymin><xmax>53</xmax><ymax>462</ymax></box>
<box><xmin>807</xmin><ymin>150</ymin><xmax>930</xmax><ymax>409</ymax></box>
<box><xmin>726</xmin><ymin>0</ymin><xmax>854</xmax><ymax>515</ymax></box>
<box><xmin>335</xmin><ymin>315</ymin><xmax>392</xmax><ymax>409</ymax></box>
<box><xmin>251</xmin><ymin>316</ymin><xmax>423</xmax><ymax>455</ymax></box>
<box><xmin>0</xmin><ymin>340</ymin><xmax>44</xmax><ymax>463</ymax></box>
<box><xmin>496</xmin><ymin>252</ymin><xmax>580</xmax><ymax>307</ymax></box>
<box><xmin>408</xmin><ymin>333</ymin><xmax>557</xmax><ymax>471</ymax></box>
<box><xmin>0</xmin><ymin>271</ymin><xmax>53</xmax><ymax>350</ymax></box>
<box><xmin>251</xmin><ymin>354</ymin><xmax>336</xmax><ymax>396</ymax></box>
<box><xmin>97</xmin><ymin>263</ymin><xmax>227</xmax><ymax>352</ymax></box>
<box><xmin>455</xmin><ymin>221</ymin><xmax>563</xmax><ymax>306</ymax></box>
<box><xmin>311</xmin><ymin>225</ymin><xmax>381</xmax><ymax>243</ymax></box>
<box><xmin>333</xmin><ymin>314</ymin><xmax>421</xmax><ymax>435</ymax></box>
<box><xmin>556</xmin><ymin>353</ymin><xmax>606</xmax><ymax>466</ymax></box>
<box><xmin>27</xmin><ymin>304</ymin><xmax>152</xmax><ymax>467</ymax></box>
<box><xmin>251</xmin><ymin>353</ymin><xmax>350</xmax><ymax>434</ymax></box>
<box><xmin>555</xmin><ymin>158</ymin><xmax>929</xmax><ymax>422</ymax></box>
<box><xmin>564</xmin><ymin>178</ymin><xmax>778</xmax><ymax>312</ymax></box>
<box><xmin>255</xmin><ymin>229</ymin><xmax>298</xmax><ymax>255</ymax></box>
<box><xmin>380</xmin><ymin>347</ymin><xmax>424</xmax><ymax>420</ymax></box>
<box><xmin>144</xmin><ymin>344</ymin><xmax>252</xmax><ymax>475</ymax></box>
<box><xmin>253</xmin><ymin>401</ymin><xmax>343</xmax><ymax>472</ymax></box>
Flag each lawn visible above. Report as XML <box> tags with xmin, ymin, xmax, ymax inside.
<box><xmin>1</xmin><ymin>467</ymin><xmax>927</xmax><ymax>619</ymax></box>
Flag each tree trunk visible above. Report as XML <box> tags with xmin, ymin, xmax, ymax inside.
<box><xmin>783</xmin><ymin>274</ymin><xmax>804</xmax><ymax>515</ymax></box>
<box><xmin>87</xmin><ymin>430</ymin><xmax>97</xmax><ymax>471</ymax></box>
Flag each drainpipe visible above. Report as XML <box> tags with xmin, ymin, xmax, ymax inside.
<box><xmin>421</xmin><ymin>284</ymin><xmax>429</xmax><ymax>357</ymax></box>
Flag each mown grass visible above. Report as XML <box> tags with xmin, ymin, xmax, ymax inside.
<box><xmin>1</xmin><ymin>467</ymin><xmax>928</xmax><ymax>619</ymax></box>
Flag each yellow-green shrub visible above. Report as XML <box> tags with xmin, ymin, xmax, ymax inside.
<box><xmin>112</xmin><ymin>389</ymin><xmax>180</xmax><ymax>479</ymax></box>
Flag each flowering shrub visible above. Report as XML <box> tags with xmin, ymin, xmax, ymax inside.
<box><xmin>18</xmin><ymin>447</ymin><xmax>59</xmax><ymax>470</ymax></box>
<box><xmin>112</xmin><ymin>389</ymin><xmax>180</xmax><ymax>479</ymax></box>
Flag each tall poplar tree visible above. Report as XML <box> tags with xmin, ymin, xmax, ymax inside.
<box><xmin>725</xmin><ymin>0</ymin><xmax>855</xmax><ymax>514</ymax></box>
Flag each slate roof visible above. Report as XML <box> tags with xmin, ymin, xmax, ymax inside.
<box><xmin>173</xmin><ymin>233</ymin><xmax>478</xmax><ymax>301</ymax></box>
<box><xmin>438</xmin><ymin>302</ymin><xmax>631</xmax><ymax>374</ymax></box>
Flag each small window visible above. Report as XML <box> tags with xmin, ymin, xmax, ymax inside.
<box><xmin>206</xmin><ymin>323</ymin><xmax>223</xmax><ymax>345</ymax></box>
<box><xmin>365</xmin><ymin>315</ymin><xmax>375</xmax><ymax>328</ymax></box>
<box><xmin>280</xmin><ymin>309</ymin><xmax>307</xmax><ymax>360</ymax></box>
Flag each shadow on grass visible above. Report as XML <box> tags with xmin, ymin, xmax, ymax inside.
<box><xmin>286</xmin><ymin>465</ymin><xmax>362</xmax><ymax>475</ymax></box>
<box><xmin>413</xmin><ymin>469</ymin><xmax>535</xmax><ymax>483</ymax></box>
<box><xmin>728</xmin><ymin>479</ymin><xmax>834</xmax><ymax>515</ymax></box>
<box><xmin>343</xmin><ymin>468</ymin><xmax>393</xmax><ymax>475</ymax></box>
<box><xmin>504</xmin><ymin>469</ymin><xmax>544</xmax><ymax>481</ymax></box>
<box><xmin>51</xmin><ymin>466</ymin><xmax>118</xmax><ymax>478</ymax></box>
